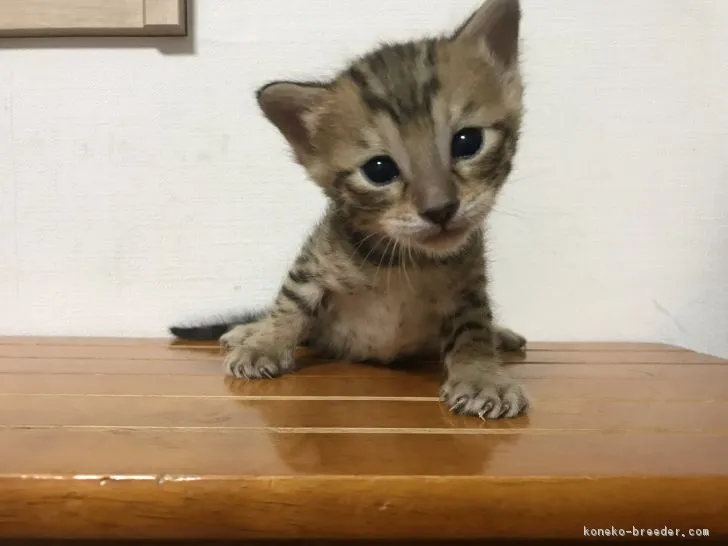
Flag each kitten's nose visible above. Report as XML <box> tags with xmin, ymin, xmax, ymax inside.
<box><xmin>420</xmin><ymin>200</ymin><xmax>460</xmax><ymax>227</ymax></box>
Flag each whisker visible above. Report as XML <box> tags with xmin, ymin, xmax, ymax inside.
<box><xmin>358</xmin><ymin>235</ymin><xmax>387</xmax><ymax>273</ymax></box>
<box><xmin>373</xmin><ymin>237</ymin><xmax>394</xmax><ymax>285</ymax></box>
<box><xmin>351</xmin><ymin>231</ymin><xmax>380</xmax><ymax>255</ymax></box>
<box><xmin>401</xmin><ymin>244</ymin><xmax>414</xmax><ymax>293</ymax></box>
<box><xmin>491</xmin><ymin>206</ymin><xmax>524</xmax><ymax>219</ymax></box>
<box><xmin>386</xmin><ymin>239</ymin><xmax>399</xmax><ymax>293</ymax></box>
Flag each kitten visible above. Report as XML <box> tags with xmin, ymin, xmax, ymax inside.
<box><xmin>171</xmin><ymin>0</ymin><xmax>530</xmax><ymax>419</ymax></box>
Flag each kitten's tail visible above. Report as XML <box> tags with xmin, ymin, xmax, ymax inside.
<box><xmin>169</xmin><ymin>309</ymin><xmax>268</xmax><ymax>341</ymax></box>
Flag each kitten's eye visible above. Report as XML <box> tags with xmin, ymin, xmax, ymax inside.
<box><xmin>360</xmin><ymin>155</ymin><xmax>400</xmax><ymax>185</ymax></box>
<box><xmin>451</xmin><ymin>127</ymin><xmax>484</xmax><ymax>160</ymax></box>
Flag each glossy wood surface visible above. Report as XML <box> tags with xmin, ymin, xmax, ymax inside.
<box><xmin>0</xmin><ymin>337</ymin><xmax>726</xmax><ymax>541</ymax></box>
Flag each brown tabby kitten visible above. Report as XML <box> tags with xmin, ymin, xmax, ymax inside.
<box><xmin>171</xmin><ymin>0</ymin><xmax>530</xmax><ymax>419</ymax></box>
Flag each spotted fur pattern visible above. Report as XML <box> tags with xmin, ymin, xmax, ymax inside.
<box><xmin>171</xmin><ymin>0</ymin><xmax>530</xmax><ymax>419</ymax></box>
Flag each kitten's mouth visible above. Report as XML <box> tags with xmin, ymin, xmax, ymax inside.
<box><xmin>422</xmin><ymin>226</ymin><xmax>466</xmax><ymax>242</ymax></box>
<box><xmin>417</xmin><ymin>225</ymin><xmax>470</xmax><ymax>250</ymax></box>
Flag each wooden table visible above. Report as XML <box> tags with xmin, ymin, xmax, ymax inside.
<box><xmin>0</xmin><ymin>337</ymin><xmax>726</xmax><ymax>542</ymax></box>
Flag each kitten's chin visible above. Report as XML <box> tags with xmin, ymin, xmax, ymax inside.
<box><xmin>409</xmin><ymin>225</ymin><xmax>474</xmax><ymax>256</ymax></box>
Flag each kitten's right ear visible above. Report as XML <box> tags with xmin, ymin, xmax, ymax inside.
<box><xmin>452</xmin><ymin>0</ymin><xmax>521</xmax><ymax>69</ymax></box>
<box><xmin>256</xmin><ymin>81</ymin><xmax>328</xmax><ymax>158</ymax></box>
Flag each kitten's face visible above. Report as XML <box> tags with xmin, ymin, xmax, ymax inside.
<box><xmin>313</xmin><ymin>40</ymin><xmax>522</xmax><ymax>257</ymax></box>
<box><xmin>257</xmin><ymin>0</ymin><xmax>523</xmax><ymax>258</ymax></box>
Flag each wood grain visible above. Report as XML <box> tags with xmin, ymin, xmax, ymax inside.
<box><xmin>0</xmin><ymin>0</ymin><xmax>186</xmax><ymax>37</ymax></box>
<box><xmin>3</xmin><ymin>397</ymin><xmax>727</xmax><ymax>431</ymax></box>
<box><xmin>3</xmin><ymin>373</ymin><xmax>725</xmax><ymax>401</ymax></box>
<box><xmin>0</xmin><ymin>337</ymin><xmax>726</xmax><ymax>541</ymax></box>
<box><xmin>0</xmin><ymin>477</ymin><xmax>724</xmax><ymax>541</ymax></box>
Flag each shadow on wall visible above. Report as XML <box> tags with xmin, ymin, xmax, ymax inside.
<box><xmin>0</xmin><ymin>0</ymin><xmax>197</xmax><ymax>55</ymax></box>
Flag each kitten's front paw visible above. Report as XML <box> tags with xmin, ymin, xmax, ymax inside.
<box><xmin>220</xmin><ymin>324</ymin><xmax>295</xmax><ymax>380</ymax></box>
<box><xmin>440</xmin><ymin>366</ymin><xmax>529</xmax><ymax>419</ymax></box>
<box><xmin>219</xmin><ymin>324</ymin><xmax>253</xmax><ymax>350</ymax></box>
<box><xmin>224</xmin><ymin>345</ymin><xmax>294</xmax><ymax>379</ymax></box>
<box><xmin>495</xmin><ymin>326</ymin><xmax>527</xmax><ymax>352</ymax></box>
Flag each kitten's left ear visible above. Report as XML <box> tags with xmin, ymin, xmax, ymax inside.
<box><xmin>452</xmin><ymin>0</ymin><xmax>521</xmax><ymax>68</ymax></box>
<box><xmin>256</xmin><ymin>81</ymin><xmax>328</xmax><ymax>158</ymax></box>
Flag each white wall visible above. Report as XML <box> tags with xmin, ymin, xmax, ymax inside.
<box><xmin>1</xmin><ymin>0</ymin><xmax>727</xmax><ymax>357</ymax></box>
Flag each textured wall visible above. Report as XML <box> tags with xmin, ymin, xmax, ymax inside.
<box><xmin>0</xmin><ymin>0</ymin><xmax>726</xmax><ymax>357</ymax></box>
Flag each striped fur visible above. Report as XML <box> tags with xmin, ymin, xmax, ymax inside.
<box><xmin>171</xmin><ymin>0</ymin><xmax>529</xmax><ymax>419</ymax></box>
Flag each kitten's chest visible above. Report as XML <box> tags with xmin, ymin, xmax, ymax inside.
<box><xmin>314</xmin><ymin>270</ymin><xmax>458</xmax><ymax>362</ymax></box>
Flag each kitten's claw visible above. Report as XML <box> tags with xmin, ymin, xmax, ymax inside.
<box><xmin>221</xmin><ymin>324</ymin><xmax>295</xmax><ymax>380</ymax></box>
<box><xmin>449</xmin><ymin>395</ymin><xmax>469</xmax><ymax>413</ymax></box>
<box><xmin>223</xmin><ymin>346</ymin><xmax>294</xmax><ymax>379</ymax></box>
<box><xmin>440</xmin><ymin>366</ymin><xmax>529</xmax><ymax>419</ymax></box>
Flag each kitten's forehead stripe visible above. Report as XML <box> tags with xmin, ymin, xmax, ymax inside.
<box><xmin>347</xmin><ymin>67</ymin><xmax>403</xmax><ymax>125</ymax></box>
<box><xmin>345</xmin><ymin>40</ymin><xmax>443</xmax><ymax>126</ymax></box>
<box><xmin>425</xmin><ymin>41</ymin><xmax>438</xmax><ymax>66</ymax></box>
